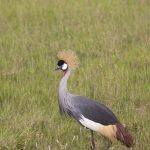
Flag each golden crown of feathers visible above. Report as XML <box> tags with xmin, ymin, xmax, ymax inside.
<box><xmin>57</xmin><ymin>50</ymin><xmax>79</xmax><ymax>69</ymax></box>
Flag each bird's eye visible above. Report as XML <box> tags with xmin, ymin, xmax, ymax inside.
<box><xmin>62</xmin><ymin>63</ymin><xmax>68</xmax><ymax>70</ymax></box>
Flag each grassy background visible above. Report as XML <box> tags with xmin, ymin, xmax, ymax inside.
<box><xmin>0</xmin><ymin>0</ymin><xmax>150</xmax><ymax>149</ymax></box>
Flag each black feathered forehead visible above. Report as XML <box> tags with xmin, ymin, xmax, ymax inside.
<box><xmin>57</xmin><ymin>60</ymin><xmax>66</xmax><ymax>66</ymax></box>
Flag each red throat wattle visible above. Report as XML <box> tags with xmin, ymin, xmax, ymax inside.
<box><xmin>63</xmin><ymin>71</ymin><xmax>67</xmax><ymax>76</ymax></box>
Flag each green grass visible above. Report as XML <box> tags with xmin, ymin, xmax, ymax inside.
<box><xmin>0</xmin><ymin>0</ymin><xmax>150</xmax><ymax>149</ymax></box>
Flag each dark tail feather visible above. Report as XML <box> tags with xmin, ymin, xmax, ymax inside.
<box><xmin>116</xmin><ymin>123</ymin><xmax>134</xmax><ymax>148</ymax></box>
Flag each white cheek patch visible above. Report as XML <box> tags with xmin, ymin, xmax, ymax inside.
<box><xmin>62</xmin><ymin>63</ymin><xmax>68</xmax><ymax>70</ymax></box>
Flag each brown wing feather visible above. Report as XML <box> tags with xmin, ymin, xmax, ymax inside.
<box><xmin>116</xmin><ymin>123</ymin><xmax>134</xmax><ymax>147</ymax></box>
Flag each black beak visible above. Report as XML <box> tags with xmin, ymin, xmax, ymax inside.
<box><xmin>55</xmin><ymin>66</ymin><xmax>60</xmax><ymax>70</ymax></box>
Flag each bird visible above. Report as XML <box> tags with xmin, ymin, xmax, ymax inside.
<box><xmin>55</xmin><ymin>50</ymin><xmax>133</xmax><ymax>150</ymax></box>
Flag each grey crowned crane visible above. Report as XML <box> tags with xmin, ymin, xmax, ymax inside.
<box><xmin>55</xmin><ymin>50</ymin><xmax>133</xmax><ymax>149</ymax></box>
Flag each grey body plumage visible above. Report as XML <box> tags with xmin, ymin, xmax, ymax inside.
<box><xmin>56</xmin><ymin>52</ymin><xmax>133</xmax><ymax>149</ymax></box>
<box><xmin>58</xmin><ymin>67</ymin><xmax>119</xmax><ymax>125</ymax></box>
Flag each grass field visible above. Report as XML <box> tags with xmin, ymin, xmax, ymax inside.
<box><xmin>0</xmin><ymin>0</ymin><xmax>150</xmax><ymax>149</ymax></box>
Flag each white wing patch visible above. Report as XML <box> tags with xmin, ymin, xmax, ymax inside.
<box><xmin>79</xmin><ymin>115</ymin><xmax>103</xmax><ymax>132</ymax></box>
<box><xmin>79</xmin><ymin>115</ymin><xmax>117</xmax><ymax>141</ymax></box>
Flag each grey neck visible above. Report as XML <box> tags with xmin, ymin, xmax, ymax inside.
<box><xmin>59</xmin><ymin>67</ymin><xmax>71</xmax><ymax>95</ymax></box>
<box><xmin>58</xmin><ymin>67</ymin><xmax>72</xmax><ymax>114</ymax></box>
